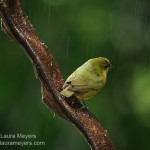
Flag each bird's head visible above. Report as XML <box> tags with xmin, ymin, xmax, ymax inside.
<box><xmin>98</xmin><ymin>57</ymin><xmax>112</xmax><ymax>77</ymax></box>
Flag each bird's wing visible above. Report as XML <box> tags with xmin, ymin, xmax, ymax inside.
<box><xmin>63</xmin><ymin>73</ymin><xmax>104</xmax><ymax>92</ymax></box>
<box><xmin>68</xmin><ymin>81</ymin><xmax>103</xmax><ymax>92</ymax></box>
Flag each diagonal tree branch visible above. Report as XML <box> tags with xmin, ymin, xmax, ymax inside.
<box><xmin>0</xmin><ymin>0</ymin><xmax>115</xmax><ymax>149</ymax></box>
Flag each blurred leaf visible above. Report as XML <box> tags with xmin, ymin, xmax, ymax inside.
<box><xmin>131</xmin><ymin>67</ymin><xmax>150</xmax><ymax>127</ymax></box>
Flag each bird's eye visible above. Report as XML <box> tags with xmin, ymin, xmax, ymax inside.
<box><xmin>103</xmin><ymin>64</ymin><xmax>108</xmax><ymax>69</ymax></box>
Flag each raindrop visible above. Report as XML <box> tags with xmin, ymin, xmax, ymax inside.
<box><xmin>134</xmin><ymin>0</ymin><xmax>138</xmax><ymax>18</ymax></box>
<box><xmin>110</xmin><ymin>13</ymin><xmax>114</xmax><ymax>37</ymax></box>
<box><xmin>86</xmin><ymin>44</ymin><xmax>89</xmax><ymax>59</ymax></box>
<box><xmin>48</xmin><ymin>0</ymin><xmax>51</xmax><ymax>24</ymax></box>
<box><xmin>144</xmin><ymin>15</ymin><xmax>148</xmax><ymax>33</ymax></box>
<box><xmin>91</xmin><ymin>46</ymin><xmax>94</xmax><ymax>58</ymax></box>
<box><xmin>53</xmin><ymin>113</ymin><xmax>56</xmax><ymax>118</ymax></box>
<box><xmin>66</xmin><ymin>35</ymin><xmax>70</xmax><ymax>57</ymax></box>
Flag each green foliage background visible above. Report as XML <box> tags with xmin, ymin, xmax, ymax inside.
<box><xmin>0</xmin><ymin>0</ymin><xmax>150</xmax><ymax>149</ymax></box>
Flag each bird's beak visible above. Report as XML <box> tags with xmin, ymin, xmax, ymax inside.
<box><xmin>109</xmin><ymin>63</ymin><xmax>113</xmax><ymax>68</ymax></box>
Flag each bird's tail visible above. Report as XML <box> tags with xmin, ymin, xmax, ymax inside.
<box><xmin>60</xmin><ymin>86</ymin><xmax>74</xmax><ymax>98</ymax></box>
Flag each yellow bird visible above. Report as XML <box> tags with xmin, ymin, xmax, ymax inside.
<box><xmin>61</xmin><ymin>57</ymin><xmax>112</xmax><ymax>100</ymax></box>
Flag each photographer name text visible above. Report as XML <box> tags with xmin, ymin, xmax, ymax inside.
<box><xmin>0</xmin><ymin>133</ymin><xmax>36</xmax><ymax>139</ymax></box>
